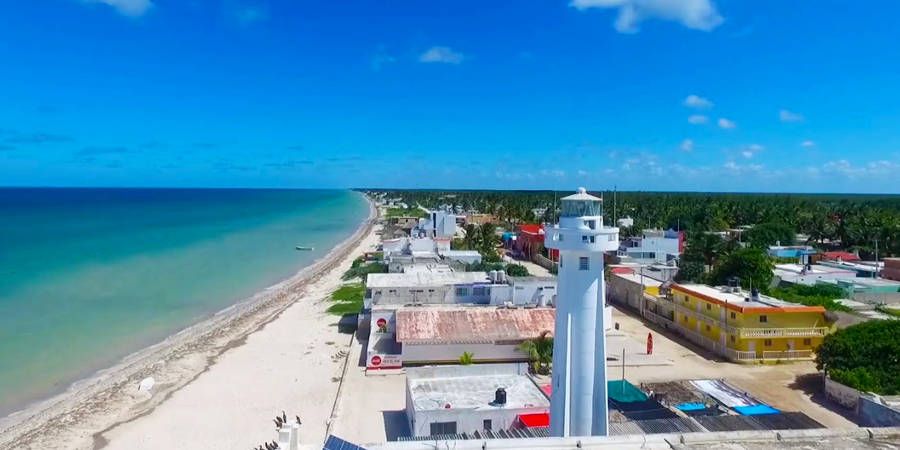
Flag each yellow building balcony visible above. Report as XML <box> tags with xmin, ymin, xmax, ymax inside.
<box><xmin>736</xmin><ymin>327</ymin><xmax>828</xmax><ymax>338</ymax></box>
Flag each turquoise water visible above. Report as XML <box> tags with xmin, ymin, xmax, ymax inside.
<box><xmin>0</xmin><ymin>188</ymin><xmax>367</xmax><ymax>417</ymax></box>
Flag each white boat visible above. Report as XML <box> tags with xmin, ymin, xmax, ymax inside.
<box><xmin>295</xmin><ymin>245</ymin><xmax>314</xmax><ymax>251</ymax></box>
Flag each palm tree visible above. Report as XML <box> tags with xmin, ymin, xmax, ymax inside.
<box><xmin>519</xmin><ymin>331</ymin><xmax>553</xmax><ymax>375</ymax></box>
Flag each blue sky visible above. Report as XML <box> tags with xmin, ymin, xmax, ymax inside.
<box><xmin>1</xmin><ymin>0</ymin><xmax>899</xmax><ymax>192</ymax></box>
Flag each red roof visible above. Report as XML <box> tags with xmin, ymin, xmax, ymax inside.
<box><xmin>822</xmin><ymin>251</ymin><xmax>860</xmax><ymax>262</ymax></box>
<box><xmin>395</xmin><ymin>307</ymin><xmax>555</xmax><ymax>344</ymax></box>
<box><xmin>518</xmin><ymin>224</ymin><xmax>544</xmax><ymax>235</ymax></box>
<box><xmin>611</xmin><ymin>267</ymin><xmax>635</xmax><ymax>275</ymax></box>
<box><xmin>518</xmin><ymin>413</ymin><xmax>550</xmax><ymax>428</ymax></box>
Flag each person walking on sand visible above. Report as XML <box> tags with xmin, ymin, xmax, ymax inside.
<box><xmin>646</xmin><ymin>332</ymin><xmax>653</xmax><ymax>355</ymax></box>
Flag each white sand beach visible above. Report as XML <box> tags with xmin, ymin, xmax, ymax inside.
<box><xmin>0</xmin><ymin>200</ymin><xmax>379</xmax><ymax>450</ymax></box>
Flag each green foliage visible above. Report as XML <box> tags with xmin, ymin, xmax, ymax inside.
<box><xmin>505</xmin><ymin>264</ymin><xmax>530</xmax><ymax>277</ymax></box>
<box><xmin>744</xmin><ymin>222</ymin><xmax>796</xmax><ymax>248</ymax></box>
<box><xmin>767</xmin><ymin>284</ymin><xmax>850</xmax><ymax>311</ymax></box>
<box><xmin>465</xmin><ymin>261</ymin><xmax>530</xmax><ymax>277</ymax></box>
<box><xmin>327</xmin><ymin>283</ymin><xmax>364</xmax><ymax>316</ymax></box>
<box><xmin>816</xmin><ymin>320</ymin><xmax>900</xmax><ymax>394</ymax></box>
<box><xmin>709</xmin><ymin>247</ymin><xmax>774</xmax><ymax>288</ymax></box>
<box><xmin>674</xmin><ymin>260</ymin><xmax>706</xmax><ymax>283</ymax></box>
<box><xmin>385</xmin><ymin>207</ymin><xmax>427</xmax><ymax>218</ymax></box>
<box><xmin>875</xmin><ymin>306</ymin><xmax>900</xmax><ymax>318</ymax></box>
<box><xmin>342</xmin><ymin>262</ymin><xmax>387</xmax><ymax>282</ymax></box>
<box><xmin>518</xmin><ymin>331</ymin><xmax>553</xmax><ymax>375</ymax></box>
<box><xmin>459</xmin><ymin>351</ymin><xmax>475</xmax><ymax>365</ymax></box>
<box><xmin>363</xmin><ymin>189</ymin><xmax>900</xmax><ymax>258</ymax></box>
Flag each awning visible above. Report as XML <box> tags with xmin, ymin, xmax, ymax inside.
<box><xmin>518</xmin><ymin>413</ymin><xmax>550</xmax><ymax>428</ymax></box>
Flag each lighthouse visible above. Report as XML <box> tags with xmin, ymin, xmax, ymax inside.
<box><xmin>544</xmin><ymin>187</ymin><xmax>619</xmax><ymax>437</ymax></box>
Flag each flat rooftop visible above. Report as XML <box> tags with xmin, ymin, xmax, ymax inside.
<box><xmin>366</xmin><ymin>271</ymin><xmax>490</xmax><ymax>288</ymax></box>
<box><xmin>672</xmin><ymin>284</ymin><xmax>825</xmax><ymax>312</ymax></box>
<box><xmin>774</xmin><ymin>263</ymin><xmax>855</xmax><ymax>275</ymax></box>
<box><xmin>396</xmin><ymin>306</ymin><xmax>555</xmax><ymax>344</ymax></box>
<box><xmin>407</xmin><ymin>364</ymin><xmax>549</xmax><ymax>412</ymax></box>
<box><xmin>613</xmin><ymin>272</ymin><xmax>664</xmax><ymax>287</ymax></box>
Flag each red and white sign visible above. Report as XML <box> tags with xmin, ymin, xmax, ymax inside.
<box><xmin>367</xmin><ymin>353</ymin><xmax>402</xmax><ymax>370</ymax></box>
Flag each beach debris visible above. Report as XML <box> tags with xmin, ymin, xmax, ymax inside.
<box><xmin>137</xmin><ymin>376</ymin><xmax>155</xmax><ymax>392</ymax></box>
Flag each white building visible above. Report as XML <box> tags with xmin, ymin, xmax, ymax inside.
<box><xmin>414</xmin><ymin>210</ymin><xmax>458</xmax><ymax>239</ymax></box>
<box><xmin>396</xmin><ymin>306</ymin><xmax>555</xmax><ymax>365</ymax></box>
<box><xmin>544</xmin><ymin>188</ymin><xmax>619</xmax><ymax>437</ymax></box>
<box><xmin>363</xmin><ymin>272</ymin><xmax>558</xmax><ymax>370</ymax></box>
<box><xmin>774</xmin><ymin>263</ymin><xmax>858</xmax><ymax>286</ymax></box>
<box><xmin>382</xmin><ymin>236</ymin><xmax>481</xmax><ymax>272</ymax></box>
<box><xmin>405</xmin><ymin>363</ymin><xmax>550</xmax><ymax>437</ymax></box>
<box><xmin>618</xmin><ymin>229</ymin><xmax>682</xmax><ymax>264</ymax></box>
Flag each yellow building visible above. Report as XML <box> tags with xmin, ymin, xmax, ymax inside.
<box><xmin>668</xmin><ymin>284</ymin><xmax>829</xmax><ymax>363</ymax></box>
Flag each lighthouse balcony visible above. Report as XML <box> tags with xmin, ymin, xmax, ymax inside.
<box><xmin>544</xmin><ymin>226</ymin><xmax>619</xmax><ymax>252</ymax></box>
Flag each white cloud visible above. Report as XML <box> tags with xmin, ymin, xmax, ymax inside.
<box><xmin>576</xmin><ymin>169</ymin><xmax>589</xmax><ymax>177</ymax></box>
<box><xmin>779</xmin><ymin>109</ymin><xmax>804</xmax><ymax>123</ymax></box>
<box><xmin>821</xmin><ymin>159</ymin><xmax>900</xmax><ymax>178</ymax></box>
<box><xmin>87</xmin><ymin>0</ymin><xmax>152</xmax><ymax>17</ymax></box>
<box><xmin>717</xmin><ymin>118</ymin><xmax>736</xmax><ymax>129</ymax></box>
<box><xmin>540</xmin><ymin>169</ymin><xmax>567</xmax><ymax>178</ymax></box>
<box><xmin>741</xmin><ymin>143</ymin><xmax>763</xmax><ymax>158</ymax></box>
<box><xmin>680</xmin><ymin>139</ymin><xmax>694</xmax><ymax>152</ymax></box>
<box><xmin>571</xmin><ymin>0</ymin><xmax>723</xmax><ymax>33</ymax></box>
<box><xmin>684</xmin><ymin>94</ymin><xmax>713</xmax><ymax>109</ymax></box>
<box><xmin>801</xmin><ymin>140</ymin><xmax>815</xmax><ymax>148</ymax></box>
<box><xmin>723</xmin><ymin>160</ymin><xmax>763</xmax><ymax>173</ymax></box>
<box><xmin>688</xmin><ymin>114</ymin><xmax>708</xmax><ymax>125</ymax></box>
<box><xmin>419</xmin><ymin>46</ymin><xmax>465</xmax><ymax>64</ymax></box>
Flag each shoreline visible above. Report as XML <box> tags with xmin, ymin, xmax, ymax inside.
<box><xmin>0</xmin><ymin>194</ymin><xmax>377</xmax><ymax>449</ymax></box>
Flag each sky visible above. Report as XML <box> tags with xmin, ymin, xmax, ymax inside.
<box><xmin>1</xmin><ymin>0</ymin><xmax>900</xmax><ymax>192</ymax></box>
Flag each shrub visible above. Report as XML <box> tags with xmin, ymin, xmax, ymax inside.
<box><xmin>459</xmin><ymin>351</ymin><xmax>474</xmax><ymax>365</ymax></box>
<box><xmin>816</xmin><ymin>320</ymin><xmax>900</xmax><ymax>394</ymax></box>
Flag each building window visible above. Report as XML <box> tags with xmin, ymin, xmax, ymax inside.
<box><xmin>483</xmin><ymin>419</ymin><xmax>492</xmax><ymax>431</ymax></box>
<box><xmin>428</xmin><ymin>289</ymin><xmax>435</xmax><ymax>293</ymax></box>
<box><xmin>706</xmin><ymin>324</ymin><xmax>711</xmax><ymax>332</ymax></box>
<box><xmin>582</xmin><ymin>235</ymin><xmax>589</xmax><ymax>243</ymax></box>
<box><xmin>730</xmin><ymin>335</ymin><xmax>736</xmax><ymax>343</ymax></box>
<box><xmin>558</xmin><ymin>233</ymin><xmax>564</xmax><ymax>241</ymax></box>
<box><xmin>388</xmin><ymin>289</ymin><xmax>396</xmax><ymax>294</ymax></box>
<box><xmin>579</xmin><ymin>257</ymin><xmax>590</xmax><ymax>271</ymax></box>
<box><xmin>585</xmin><ymin>220</ymin><xmax>596</xmax><ymax>230</ymax></box>
<box><xmin>803</xmin><ymin>338</ymin><xmax>812</xmax><ymax>346</ymax></box>
<box><xmin>764</xmin><ymin>339</ymin><xmax>773</xmax><ymax>347</ymax></box>
<box><xmin>730</xmin><ymin>312</ymin><xmax>736</xmax><ymax>320</ymax></box>
<box><xmin>706</xmin><ymin>304</ymin><xmax>711</xmax><ymax>310</ymax></box>
<box><xmin>455</xmin><ymin>287</ymin><xmax>469</xmax><ymax>296</ymax></box>
<box><xmin>473</xmin><ymin>287</ymin><xmax>486</xmax><ymax>296</ymax></box>
<box><xmin>430</xmin><ymin>422</ymin><xmax>457</xmax><ymax>435</ymax></box>
<box><xmin>759</xmin><ymin>315</ymin><xmax>768</xmax><ymax>323</ymax></box>
<box><xmin>589</xmin><ymin>236</ymin><xmax>596</xmax><ymax>243</ymax></box>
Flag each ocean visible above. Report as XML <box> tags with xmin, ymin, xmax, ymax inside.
<box><xmin>0</xmin><ymin>188</ymin><xmax>368</xmax><ymax>417</ymax></box>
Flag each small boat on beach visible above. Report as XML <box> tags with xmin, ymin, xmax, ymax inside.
<box><xmin>295</xmin><ymin>245</ymin><xmax>314</xmax><ymax>251</ymax></box>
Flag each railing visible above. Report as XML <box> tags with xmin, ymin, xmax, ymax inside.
<box><xmin>738</xmin><ymin>327</ymin><xmax>828</xmax><ymax>338</ymax></box>
<box><xmin>762</xmin><ymin>350</ymin><xmax>813</xmax><ymax>360</ymax></box>
<box><xmin>723</xmin><ymin>348</ymin><xmax>758</xmax><ymax>361</ymax></box>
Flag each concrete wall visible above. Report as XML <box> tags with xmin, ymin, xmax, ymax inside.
<box><xmin>825</xmin><ymin>376</ymin><xmax>860</xmax><ymax>409</ymax></box>
<box><xmin>858</xmin><ymin>394</ymin><xmax>900</xmax><ymax>427</ymax></box>
<box><xmin>402</xmin><ymin>342</ymin><xmax>529</xmax><ymax>364</ymax></box>
<box><xmin>410</xmin><ymin>406</ymin><xmax>538</xmax><ymax>437</ymax></box>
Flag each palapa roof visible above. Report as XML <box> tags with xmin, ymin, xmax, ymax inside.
<box><xmin>396</xmin><ymin>307</ymin><xmax>555</xmax><ymax>344</ymax></box>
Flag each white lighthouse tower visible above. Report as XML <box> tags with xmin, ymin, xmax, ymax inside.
<box><xmin>544</xmin><ymin>187</ymin><xmax>619</xmax><ymax>437</ymax></box>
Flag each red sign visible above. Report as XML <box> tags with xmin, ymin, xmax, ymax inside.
<box><xmin>371</xmin><ymin>355</ymin><xmax>382</xmax><ymax>366</ymax></box>
<box><xmin>376</xmin><ymin>318</ymin><xmax>387</xmax><ymax>327</ymax></box>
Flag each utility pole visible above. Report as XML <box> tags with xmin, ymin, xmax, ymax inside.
<box><xmin>613</xmin><ymin>185</ymin><xmax>617</xmax><ymax>225</ymax></box>
<box><xmin>874</xmin><ymin>238</ymin><xmax>879</xmax><ymax>279</ymax></box>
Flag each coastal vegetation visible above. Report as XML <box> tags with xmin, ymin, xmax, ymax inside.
<box><xmin>453</xmin><ymin>222</ymin><xmax>502</xmax><ymax>262</ymax></box>
<box><xmin>342</xmin><ymin>257</ymin><xmax>388</xmax><ymax>282</ymax></box>
<box><xmin>367</xmin><ymin>190</ymin><xmax>900</xmax><ymax>258</ymax></box>
<box><xmin>459</xmin><ymin>351</ymin><xmax>474</xmax><ymax>365</ymax></box>
<box><xmin>326</xmin><ymin>283</ymin><xmax>365</xmax><ymax>316</ymax></box>
<box><xmin>519</xmin><ymin>331</ymin><xmax>553</xmax><ymax>375</ymax></box>
<box><xmin>385</xmin><ymin>207</ymin><xmax>428</xmax><ymax>218</ymax></box>
<box><xmin>816</xmin><ymin>320</ymin><xmax>900</xmax><ymax>394</ymax></box>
